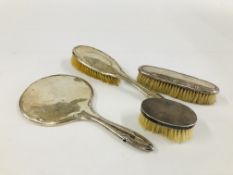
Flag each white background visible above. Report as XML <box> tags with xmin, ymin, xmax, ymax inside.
<box><xmin>0</xmin><ymin>0</ymin><xmax>233</xmax><ymax>174</ymax></box>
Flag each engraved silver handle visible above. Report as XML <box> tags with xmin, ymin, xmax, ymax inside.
<box><xmin>79</xmin><ymin>111</ymin><xmax>154</xmax><ymax>152</ymax></box>
<box><xmin>118</xmin><ymin>72</ymin><xmax>163</xmax><ymax>99</ymax></box>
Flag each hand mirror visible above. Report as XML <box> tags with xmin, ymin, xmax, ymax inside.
<box><xmin>19</xmin><ymin>75</ymin><xmax>153</xmax><ymax>151</ymax></box>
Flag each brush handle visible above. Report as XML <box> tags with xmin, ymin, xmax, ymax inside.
<box><xmin>119</xmin><ymin>72</ymin><xmax>163</xmax><ymax>98</ymax></box>
<box><xmin>79</xmin><ymin>111</ymin><xmax>154</xmax><ymax>152</ymax></box>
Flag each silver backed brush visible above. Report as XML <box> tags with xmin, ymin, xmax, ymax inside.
<box><xmin>137</xmin><ymin>65</ymin><xmax>219</xmax><ymax>104</ymax></box>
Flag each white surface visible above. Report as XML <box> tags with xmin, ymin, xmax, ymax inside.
<box><xmin>0</xmin><ymin>0</ymin><xmax>233</xmax><ymax>174</ymax></box>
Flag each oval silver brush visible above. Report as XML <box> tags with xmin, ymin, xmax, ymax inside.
<box><xmin>137</xmin><ymin>65</ymin><xmax>219</xmax><ymax>104</ymax></box>
<box><xmin>139</xmin><ymin>98</ymin><xmax>197</xmax><ymax>142</ymax></box>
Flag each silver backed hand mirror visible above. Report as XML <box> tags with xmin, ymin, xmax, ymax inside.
<box><xmin>19</xmin><ymin>75</ymin><xmax>153</xmax><ymax>151</ymax></box>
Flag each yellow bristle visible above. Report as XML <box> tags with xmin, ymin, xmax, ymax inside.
<box><xmin>137</xmin><ymin>73</ymin><xmax>216</xmax><ymax>105</ymax></box>
<box><xmin>71</xmin><ymin>55</ymin><xmax>120</xmax><ymax>85</ymax></box>
<box><xmin>139</xmin><ymin>114</ymin><xmax>193</xmax><ymax>143</ymax></box>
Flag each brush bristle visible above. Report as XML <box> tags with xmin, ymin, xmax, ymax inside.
<box><xmin>71</xmin><ymin>55</ymin><xmax>120</xmax><ymax>85</ymax></box>
<box><xmin>139</xmin><ymin>114</ymin><xmax>193</xmax><ymax>143</ymax></box>
<box><xmin>137</xmin><ymin>73</ymin><xmax>216</xmax><ymax>105</ymax></box>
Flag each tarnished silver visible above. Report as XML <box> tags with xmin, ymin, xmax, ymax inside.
<box><xmin>72</xmin><ymin>45</ymin><xmax>163</xmax><ymax>98</ymax></box>
<box><xmin>141</xmin><ymin>98</ymin><xmax>197</xmax><ymax>129</ymax></box>
<box><xmin>19</xmin><ymin>75</ymin><xmax>154</xmax><ymax>151</ymax></box>
<box><xmin>139</xmin><ymin>65</ymin><xmax>219</xmax><ymax>95</ymax></box>
<box><xmin>72</xmin><ymin>46</ymin><xmax>198</xmax><ymax>127</ymax></box>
